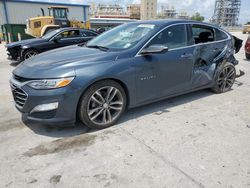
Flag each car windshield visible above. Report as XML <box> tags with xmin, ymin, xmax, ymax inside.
<box><xmin>42</xmin><ymin>29</ymin><xmax>60</xmax><ymax>40</ymax></box>
<box><xmin>86</xmin><ymin>23</ymin><xmax>156</xmax><ymax>50</ymax></box>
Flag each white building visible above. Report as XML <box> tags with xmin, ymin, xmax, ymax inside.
<box><xmin>140</xmin><ymin>0</ymin><xmax>157</xmax><ymax>20</ymax></box>
<box><xmin>0</xmin><ymin>0</ymin><xmax>90</xmax><ymax>26</ymax></box>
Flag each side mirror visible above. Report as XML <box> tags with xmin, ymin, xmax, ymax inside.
<box><xmin>140</xmin><ymin>44</ymin><xmax>168</xmax><ymax>55</ymax></box>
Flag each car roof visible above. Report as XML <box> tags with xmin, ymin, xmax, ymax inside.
<box><xmin>56</xmin><ymin>27</ymin><xmax>97</xmax><ymax>32</ymax></box>
<box><xmin>128</xmin><ymin>19</ymin><xmax>220</xmax><ymax>29</ymax></box>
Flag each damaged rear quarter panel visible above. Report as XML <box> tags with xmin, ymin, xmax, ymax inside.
<box><xmin>191</xmin><ymin>30</ymin><xmax>237</xmax><ymax>89</ymax></box>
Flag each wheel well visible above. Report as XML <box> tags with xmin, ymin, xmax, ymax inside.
<box><xmin>109</xmin><ymin>78</ymin><xmax>130</xmax><ymax>107</ymax></box>
<box><xmin>76</xmin><ymin>78</ymin><xmax>130</xmax><ymax>121</ymax></box>
<box><xmin>22</xmin><ymin>48</ymin><xmax>40</xmax><ymax>60</ymax></box>
<box><xmin>23</xmin><ymin>48</ymin><xmax>39</xmax><ymax>54</ymax></box>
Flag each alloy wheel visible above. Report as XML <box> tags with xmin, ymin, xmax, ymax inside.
<box><xmin>87</xmin><ymin>86</ymin><xmax>124</xmax><ymax>126</ymax></box>
<box><xmin>217</xmin><ymin>66</ymin><xmax>235</xmax><ymax>92</ymax></box>
<box><xmin>24</xmin><ymin>50</ymin><xmax>37</xmax><ymax>59</ymax></box>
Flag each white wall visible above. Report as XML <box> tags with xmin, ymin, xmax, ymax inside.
<box><xmin>0</xmin><ymin>1</ymin><xmax>6</xmax><ymax>27</ymax></box>
<box><xmin>5</xmin><ymin>2</ymin><xmax>86</xmax><ymax>24</ymax></box>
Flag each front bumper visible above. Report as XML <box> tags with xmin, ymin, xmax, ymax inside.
<box><xmin>6</xmin><ymin>48</ymin><xmax>22</xmax><ymax>61</ymax></box>
<box><xmin>10</xmin><ymin>77</ymin><xmax>82</xmax><ymax>126</ymax></box>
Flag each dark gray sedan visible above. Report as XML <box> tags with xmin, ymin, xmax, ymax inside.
<box><xmin>6</xmin><ymin>28</ymin><xmax>98</xmax><ymax>61</ymax></box>
<box><xmin>10</xmin><ymin>19</ymin><xmax>242</xmax><ymax>129</ymax></box>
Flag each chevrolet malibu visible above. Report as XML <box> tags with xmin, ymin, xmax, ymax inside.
<box><xmin>10</xmin><ymin>20</ymin><xmax>242</xmax><ymax>129</ymax></box>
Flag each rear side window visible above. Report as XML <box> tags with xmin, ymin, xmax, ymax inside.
<box><xmin>148</xmin><ymin>24</ymin><xmax>187</xmax><ymax>50</ymax></box>
<box><xmin>215</xmin><ymin>28</ymin><xmax>228</xmax><ymax>41</ymax></box>
<box><xmin>81</xmin><ymin>30</ymin><xmax>97</xmax><ymax>37</ymax></box>
<box><xmin>191</xmin><ymin>25</ymin><xmax>215</xmax><ymax>44</ymax></box>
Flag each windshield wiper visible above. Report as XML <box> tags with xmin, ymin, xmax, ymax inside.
<box><xmin>86</xmin><ymin>45</ymin><xmax>109</xmax><ymax>51</ymax></box>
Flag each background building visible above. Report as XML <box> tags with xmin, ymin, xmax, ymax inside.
<box><xmin>90</xmin><ymin>17</ymin><xmax>135</xmax><ymax>29</ymax></box>
<box><xmin>158</xmin><ymin>5</ymin><xmax>177</xmax><ymax>19</ymax></box>
<box><xmin>127</xmin><ymin>4</ymin><xmax>140</xmax><ymax>20</ymax></box>
<box><xmin>178</xmin><ymin>11</ymin><xmax>189</xmax><ymax>20</ymax></box>
<box><xmin>140</xmin><ymin>0</ymin><xmax>157</xmax><ymax>20</ymax></box>
<box><xmin>92</xmin><ymin>4</ymin><xmax>129</xmax><ymax>19</ymax></box>
<box><xmin>212</xmin><ymin>0</ymin><xmax>241</xmax><ymax>26</ymax></box>
<box><xmin>0</xmin><ymin>0</ymin><xmax>89</xmax><ymax>26</ymax></box>
<box><xmin>0</xmin><ymin>0</ymin><xmax>89</xmax><ymax>42</ymax></box>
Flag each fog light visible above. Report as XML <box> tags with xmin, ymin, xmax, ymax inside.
<box><xmin>31</xmin><ymin>102</ymin><xmax>58</xmax><ymax>113</ymax></box>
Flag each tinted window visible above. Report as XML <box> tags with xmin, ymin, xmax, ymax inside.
<box><xmin>57</xmin><ymin>30</ymin><xmax>80</xmax><ymax>39</ymax></box>
<box><xmin>34</xmin><ymin>21</ymin><xmax>41</xmax><ymax>28</ymax></box>
<box><xmin>215</xmin><ymin>29</ymin><xmax>228</xmax><ymax>41</ymax></box>
<box><xmin>148</xmin><ymin>25</ymin><xmax>187</xmax><ymax>50</ymax></box>
<box><xmin>191</xmin><ymin>25</ymin><xmax>214</xmax><ymax>44</ymax></box>
<box><xmin>53</xmin><ymin>8</ymin><xmax>67</xmax><ymax>18</ymax></box>
<box><xmin>42</xmin><ymin>29</ymin><xmax>60</xmax><ymax>39</ymax></box>
<box><xmin>83</xmin><ymin>31</ymin><xmax>97</xmax><ymax>37</ymax></box>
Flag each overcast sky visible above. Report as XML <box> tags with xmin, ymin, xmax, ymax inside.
<box><xmin>65</xmin><ymin>0</ymin><xmax>250</xmax><ymax>24</ymax></box>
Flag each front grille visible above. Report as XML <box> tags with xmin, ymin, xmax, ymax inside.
<box><xmin>10</xmin><ymin>83</ymin><xmax>28</xmax><ymax>108</ymax></box>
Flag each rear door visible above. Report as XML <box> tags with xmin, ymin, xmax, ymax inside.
<box><xmin>188</xmin><ymin>24</ymin><xmax>230</xmax><ymax>88</ymax></box>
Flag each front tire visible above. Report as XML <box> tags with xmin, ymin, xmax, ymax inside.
<box><xmin>23</xmin><ymin>49</ymin><xmax>38</xmax><ymax>60</ymax></box>
<box><xmin>211</xmin><ymin>62</ymin><xmax>236</xmax><ymax>93</ymax></box>
<box><xmin>78</xmin><ymin>80</ymin><xmax>127</xmax><ymax>129</ymax></box>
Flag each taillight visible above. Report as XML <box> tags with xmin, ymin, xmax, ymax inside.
<box><xmin>246</xmin><ymin>39</ymin><xmax>250</xmax><ymax>50</ymax></box>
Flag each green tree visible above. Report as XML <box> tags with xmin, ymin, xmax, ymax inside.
<box><xmin>191</xmin><ymin>12</ymin><xmax>205</xmax><ymax>22</ymax></box>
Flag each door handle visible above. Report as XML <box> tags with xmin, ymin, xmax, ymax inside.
<box><xmin>181</xmin><ymin>53</ymin><xmax>193</xmax><ymax>58</ymax></box>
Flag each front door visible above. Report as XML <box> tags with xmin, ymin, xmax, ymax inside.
<box><xmin>134</xmin><ymin>24</ymin><xmax>194</xmax><ymax>105</ymax></box>
<box><xmin>48</xmin><ymin>30</ymin><xmax>83</xmax><ymax>50</ymax></box>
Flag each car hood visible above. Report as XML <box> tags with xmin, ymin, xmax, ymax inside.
<box><xmin>13</xmin><ymin>45</ymin><xmax>119</xmax><ymax>79</ymax></box>
<box><xmin>6</xmin><ymin>38</ymin><xmax>46</xmax><ymax>48</ymax></box>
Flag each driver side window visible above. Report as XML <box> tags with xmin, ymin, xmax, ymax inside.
<box><xmin>57</xmin><ymin>30</ymin><xmax>80</xmax><ymax>40</ymax></box>
<box><xmin>148</xmin><ymin>24</ymin><xmax>188</xmax><ymax>50</ymax></box>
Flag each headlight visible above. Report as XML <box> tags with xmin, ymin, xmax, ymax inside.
<box><xmin>27</xmin><ymin>77</ymin><xmax>74</xmax><ymax>89</ymax></box>
<box><xmin>21</xmin><ymin>45</ymin><xmax>29</xmax><ymax>49</ymax></box>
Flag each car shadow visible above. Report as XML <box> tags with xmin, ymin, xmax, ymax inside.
<box><xmin>24</xmin><ymin>89</ymin><xmax>213</xmax><ymax>138</ymax></box>
<box><xmin>119</xmin><ymin>89</ymin><xmax>213</xmax><ymax>125</ymax></box>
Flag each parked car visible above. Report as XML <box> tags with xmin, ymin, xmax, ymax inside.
<box><xmin>10</xmin><ymin>20</ymin><xmax>242</xmax><ymax>129</ymax></box>
<box><xmin>245</xmin><ymin>35</ymin><xmax>250</xmax><ymax>59</ymax></box>
<box><xmin>242</xmin><ymin>24</ymin><xmax>250</xmax><ymax>34</ymax></box>
<box><xmin>5</xmin><ymin>28</ymin><xmax>98</xmax><ymax>61</ymax></box>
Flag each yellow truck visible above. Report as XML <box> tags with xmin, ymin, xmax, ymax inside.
<box><xmin>243</xmin><ymin>24</ymin><xmax>250</xmax><ymax>34</ymax></box>
<box><xmin>26</xmin><ymin>6</ymin><xmax>91</xmax><ymax>37</ymax></box>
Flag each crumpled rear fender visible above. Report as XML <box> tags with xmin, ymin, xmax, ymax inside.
<box><xmin>191</xmin><ymin>40</ymin><xmax>238</xmax><ymax>88</ymax></box>
<box><xmin>232</xmin><ymin>35</ymin><xmax>243</xmax><ymax>54</ymax></box>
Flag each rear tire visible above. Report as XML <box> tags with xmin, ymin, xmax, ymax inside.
<box><xmin>211</xmin><ymin>62</ymin><xmax>236</xmax><ymax>93</ymax></box>
<box><xmin>78</xmin><ymin>80</ymin><xmax>127</xmax><ymax>129</ymax></box>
